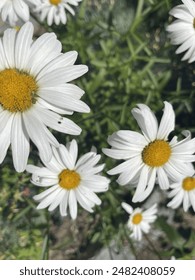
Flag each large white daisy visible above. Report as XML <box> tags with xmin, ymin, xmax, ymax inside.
<box><xmin>166</xmin><ymin>0</ymin><xmax>195</xmax><ymax>63</ymax></box>
<box><xmin>167</xmin><ymin>173</ymin><xmax>195</xmax><ymax>212</ymax></box>
<box><xmin>26</xmin><ymin>139</ymin><xmax>110</xmax><ymax>220</ymax></box>
<box><xmin>0</xmin><ymin>22</ymin><xmax>89</xmax><ymax>172</ymax></box>
<box><xmin>122</xmin><ymin>202</ymin><xmax>157</xmax><ymax>241</ymax></box>
<box><xmin>103</xmin><ymin>102</ymin><xmax>195</xmax><ymax>202</ymax></box>
<box><xmin>35</xmin><ymin>0</ymin><xmax>82</xmax><ymax>26</ymax></box>
<box><xmin>0</xmin><ymin>0</ymin><xmax>40</xmax><ymax>26</ymax></box>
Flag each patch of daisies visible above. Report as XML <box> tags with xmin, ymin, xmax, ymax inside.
<box><xmin>0</xmin><ymin>0</ymin><xmax>195</xmax><ymax>242</ymax></box>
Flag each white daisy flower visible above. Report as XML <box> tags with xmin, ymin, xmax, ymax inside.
<box><xmin>103</xmin><ymin>102</ymin><xmax>195</xmax><ymax>202</ymax></box>
<box><xmin>35</xmin><ymin>0</ymin><xmax>82</xmax><ymax>26</ymax></box>
<box><xmin>26</xmin><ymin>139</ymin><xmax>110</xmax><ymax>220</ymax></box>
<box><xmin>122</xmin><ymin>202</ymin><xmax>157</xmax><ymax>241</ymax></box>
<box><xmin>0</xmin><ymin>16</ymin><xmax>43</xmax><ymax>36</ymax></box>
<box><xmin>166</xmin><ymin>0</ymin><xmax>195</xmax><ymax>63</ymax></box>
<box><xmin>167</xmin><ymin>173</ymin><xmax>195</xmax><ymax>212</ymax></box>
<box><xmin>0</xmin><ymin>0</ymin><xmax>40</xmax><ymax>26</ymax></box>
<box><xmin>0</xmin><ymin>22</ymin><xmax>89</xmax><ymax>172</ymax></box>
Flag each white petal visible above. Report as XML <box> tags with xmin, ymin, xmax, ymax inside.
<box><xmin>102</xmin><ymin>148</ymin><xmax>140</xmax><ymax>160</ymax></box>
<box><xmin>15</xmin><ymin>22</ymin><xmax>33</xmax><ymax>70</ymax></box>
<box><xmin>39</xmin><ymin>89</ymin><xmax>90</xmax><ymax>113</ymax></box>
<box><xmin>108</xmin><ymin>156</ymin><xmax>141</xmax><ymax>175</ymax></box>
<box><xmin>131</xmin><ymin>104</ymin><xmax>158</xmax><ymax>142</ymax></box>
<box><xmin>48</xmin><ymin>189</ymin><xmax>65</xmax><ymax>211</ymax></box>
<box><xmin>33</xmin><ymin>185</ymin><xmax>59</xmax><ymax>201</ymax></box>
<box><xmin>182</xmin><ymin>0</ymin><xmax>195</xmax><ymax>17</ymax></box>
<box><xmin>75</xmin><ymin>152</ymin><xmax>95</xmax><ymax>169</ymax></box>
<box><xmin>59</xmin><ymin>191</ymin><xmax>69</xmax><ymax>216</ymax></box>
<box><xmin>58</xmin><ymin>144</ymin><xmax>74</xmax><ymax>169</ymax></box>
<box><xmin>134</xmin><ymin>168</ymin><xmax>157</xmax><ymax>202</ymax></box>
<box><xmin>27</xmin><ymin>33</ymin><xmax>61</xmax><ymax>76</ymax></box>
<box><xmin>13</xmin><ymin>0</ymin><xmax>29</xmax><ymax>22</ymax></box>
<box><xmin>68</xmin><ymin>190</ymin><xmax>77</xmax><ymax>219</ymax></box>
<box><xmin>23</xmin><ymin>109</ymin><xmax>52</xmax><ymax>162</ymax></box>
<box><xmin>34</xmin><ymin>104</ymin><xmax>81</xmax><ymax>135</ymax></box>
<box><xmin>121</xmin><ymin>202</ymin><xmax>133</xmax><ymax>214</ymax></box>
<box><xmin>36</xmin><ymin>187</ymin><xmax>62</xmax><ymax>209</ymax></box>
<box><xmin>169</xmin><ymin>4</ymin><xmax>193</xmax><ymax>22</ymax></box>
<box><xmin>3</xmin><ymin>28</ymin><xmax>16</xmax><ymax>68</ymax></box>
<box><xmin>26</xmin><ymin>165</ymin><xmax>57</xmax><ymax>177</ymax></box>
<box><xmin>0</xmin><ymin>114</ymin><xmax>13</xmax><ymax>163</ymax></box>
<box><xmin>189</xmin><ymin>191</ymin><xmax>195</xmax><ymax>211</ymax></box>
<box><xmin>37</xmin><ymin>51</ymin><xmax>78</xmax><ymax>79</ymax></box>
<box><xmin>68</xmin><ymin>139</ymin><xmax>78</xmax><ymax>166</ymax></box>
<box><xmin>37</xmin><ymin>65</ymin><xmax>88</xmax><ymax>85</ymax></box>
<box><xmin>167</xmin><ymin>190</ymin><xmax>184</xmax><ymax>209</ymax></box>
<box><xmin>157</xmin><ymin>167</ymin><xmax>170</xmax><ymax>190</ymax></box>
<box><xmin>116</xmin><ymin>158</ymin><xmax>144</xmax><ymax>186</ymax></box>
<box><xmin>11</xmin><ymin>113</ymin><xmax>30</xmax><ymax>172</ymax></box>
<box><xmin>79</xmin><ymin>186</ymin><xmax>101</xmax><ymax>205</ymax></box>
<box><xmin>132</xmin><ymin>165</ymin><xmax>150</xmax><ymax>202</ymax></box>
<box><xmin>157</xmin><ymin>101</ymin><xmax>175</xmax><ymax>140</ymax></box>
<box><xmin>75</xmin><ymin>188</ymin><xmax>94</xmax><ymax>212</ymax></box>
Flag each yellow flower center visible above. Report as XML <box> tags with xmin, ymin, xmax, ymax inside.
<box><xmin>142</xmin><ymin>140</ymin><xmax>171</xmax><ymax>167</ymax></box>
<box><xmin>0</xmin><ymin>69</ymin><xmax>38</xmax><ymax>112</ymax></box>
<box><xmin>132</xmin><ymin>213</ymin><xmax>143</xmax><ymax>225</ymax></box>
<box><xmin>182</xmin><ymin>177</ymin><xmax>195</xmax><ymax>191</ymax></box>
<box><xmin>49</xmin><ymin>0</ymin><xmax>61</xmax><ymax>5</ymax></box>
<box><xmin>14</xmin><ymin>26</ymin><xmax>20</xmax><ymax>31</ymax></box>
<box><xmin>193</xmin><ymin>18</ymin><xmax>195</xmax><ymax>28</ymax></box>
<box><xmin>58</xmin><ymin>169</ymin><xmax>81</xmax><ymax>190</ymax></box>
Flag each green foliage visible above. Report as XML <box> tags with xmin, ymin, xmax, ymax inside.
<box><xmin>0</xmin><ymin>0</ymin><xmax>195</xmax><ymax>259</ymax></box>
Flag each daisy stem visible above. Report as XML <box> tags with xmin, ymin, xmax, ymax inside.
<box><xmin>124</xmin><ymin>227</ymin><xmax>138</xmax><ymax>259</ymax></box>
<box><xmin>144</xmin><ymin>233</ymin><xmax>162</xmax><ymax>260</ymax></box>
<box><xmin>41</xmin><ymin>212</ymin><xmax>50</xmax><ymax>260</ymax></box>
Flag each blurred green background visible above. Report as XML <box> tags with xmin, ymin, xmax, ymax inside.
<box><xmin>0</xmin><ymin>0</ymin><xmax>195</xmax><ymax>260</ymax></box>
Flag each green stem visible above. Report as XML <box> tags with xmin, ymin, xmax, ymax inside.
<box><xmin>41</xmin><ymin>212</ymin><xmax>50</xmax><ymax>260</ymax></box>
<box><xmin>124</xmin><ymin>227</ymin><xmax>138</xmax><ymax>259</ymax></box>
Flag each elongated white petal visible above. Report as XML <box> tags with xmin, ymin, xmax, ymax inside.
<box><xmin>15</xmin><ymin>21</ymin><xmax>33</xmax><ymax>70</ymax></box>
<box><xmin>132</xmin><ymin>104</ymin><xmax>158</xmax><ymax>142</ymax></box>
<box><xmin>157</xmin><ymin>101</ymin><xmax>175</xmax><ymax>140</ymax></box>
<box><xmin>23</xmin><ymin>109</ymin><xmax>52</xmax><ymax>162</ymax></box>
<box><xmin>132</xmin><ymin>165</ymin><xmax>150</xmax><ymax>202</ymax></box>
<box><xmin>68</xmin><ymin>190</ymin><xmax>77</xmax><ymax>220</ymax></box>
<box><xmin>0</xmin><ymin>114</ymin><xmax>13</xmax><ymax>163</ymax></box>
<box><xmin>11</xmin><ymin>113</ymin><xmax>30</xmax><ymax>172</ymax></box>
<box><xmin>121</xmin><ymin>202</ymin><xmax>133</xmax><ymax>214</ymax></box>
<box><xmin>157</xmin><ymin>167</ymin><xmax>170</xmax><ymax>190</ymax></box>
<box><xmin>59</xmin><ymin>191</ymin><xmax>69</xmax><ymax>216</ymax></box>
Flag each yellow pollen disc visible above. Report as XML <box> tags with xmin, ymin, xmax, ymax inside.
<box><xmin>14</xmin><ymin>26</ymin><xmax>20</xmax><ymax>31</ymax></box>
<box><xmin>182</xmin><ymin>177</ymin><xmax>195</xmax><ymax>191</ymax></box>
<box><xmin>132</xmin><ymin>213</ymin><xmax>143</xmax><ymax>225</ymax></box>
<box><xmin>49</xmin><ymin>0</ymin><xmax>61</xmax><ymax>5</ymax></box>
<box><xmin>0</xmin><ymin>69</ymin><xmax>38</xmax><ymax>112</ymax></box>
<box><xmin>142</xmin><ymin>140</ymin><xmax>171</xmax><ymax>167</ymax></box>
<box><xmin>193</xmin><ymin>18</ymin><xmax>195</xmax><ymax>28</ymax></box>
<box><xmin>59</xmin><ymin>169</ymin><xmax>81</xmax><ymax>190</ymax></box>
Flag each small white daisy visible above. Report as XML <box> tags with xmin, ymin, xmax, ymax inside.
<box><xmin>103</xmin><ymin>102</ymin><xmax>195</xmax><ymax>202</ymax></box>
<box><xmin>0</xmin><ymin>0</ymin><xmax>40</xmax><ymax>26</ymax></box>
<box><xmin>26</xmin><ymin>139</ymin><xmax>110</xmax><ymax>220</ymax></box>
<box><xmin>0</xmin><ymin>22</ymin><xmax>89</xmax><ymax>172</ymax></box>
<box><xmin>122</xmin><ymin>202</ymin><xmax>157</xmax><ymax>241</ymax></box>
<box><xmin>166</xmin><ymin>0</ymin><xmax>195</xmax><ymax>63</ymax></box>
<box><xmin>0</xmin><ymin>16</ymin><xmax>43</xmax><ymax>36</ymax></box>
<box><xmin>167</xmin><ymin>173</ymin><xmax>195</xmax><ymax>212</ymax></box>
<box><xmin>35</xmin><ymin>0</ymin><xmax>82</xmax><ymax>26</ymax></box>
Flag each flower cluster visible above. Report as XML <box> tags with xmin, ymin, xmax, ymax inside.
<box><xmin>0</xmin><ymin>0</ymin><xmax>194</xmax><ymax>244</ymax></box>
<box><xmin>103</xmin><ymin>100</ymin><xmax>195</xmax><ymax>240</ymax></box>
<box><xmin>0</xmin><ymin>0</ymin><xmax>82</xmax><ymax>27</ymax></box>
